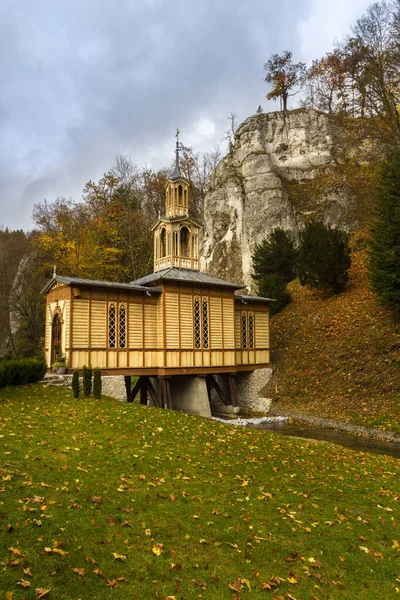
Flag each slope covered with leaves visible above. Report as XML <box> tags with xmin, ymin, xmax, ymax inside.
<box><xmin>267</xmin><ymin>233</ymin><xmax>400</xmax><ymax>432</ymax></box>
<box><xmin>0</xmin><ymin>385</ymin><xmax>399</xmax><ymax>599</ymax></box>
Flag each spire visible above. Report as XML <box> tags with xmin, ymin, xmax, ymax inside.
<box><xmin>170</xmin><ymin>127</ymin><xmax>182</xmax><ymax>180</ymax></box>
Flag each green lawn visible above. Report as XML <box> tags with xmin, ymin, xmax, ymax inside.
<box><xmin>0</xmin><ymin>385</ymin><xmax>399</xmax><ymax>599</ymax></box>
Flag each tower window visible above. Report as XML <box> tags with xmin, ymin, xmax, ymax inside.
<box><xmin>178</xmin><ymin>184</ymin><xmax>182</xmax><ymax>197</ymax></box>
<box><xmin>160</xmin><ymin>228</ymin><xmax>166</xmax><ymax>258</ymax></box>
<box><xmin>173</xmin><ymin>232</ymin><xmax>178</xmax><ymax>256</ymax></box>
<box><xmin>180</xmin><ymin>226</ymin><xmax>190</xmax><ymax>257</ymax></box>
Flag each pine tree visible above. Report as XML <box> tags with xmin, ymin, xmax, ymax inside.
<box><xmin>93</xmin><ymin>368</ymin><xmax>102</xmax><ymax>400</ymax></box>
<box><xmin>369</xmin><ymin>151</ymin><xmax>400</xmax><ymax>314</ymax></box>
<box><xmin>298</xmin><ymin>220</ymin><xmax>351</xmax><ymax>295</ymax></box>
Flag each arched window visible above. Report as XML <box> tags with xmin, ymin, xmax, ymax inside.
<box><xmin>202</xmin><ymin>298</ymin><xmax>209</xmax><ymax>349</ymax></box>
<box><xmin>109</xmin><ymin>304</ymin><xmax>116</xmax><ymax>348</ymax></box>
<box><xmin>248</xmin><ymin>313</ymin><xmax>254</xmax><ymax>349</ymax></box>
<box><xmin>241</xmin><ymin>312</ymin><xmax>247</xmax><ymax>349</ymax></box>
<box><xmin>160</xmin><ymin>228</ymin><xmax>166</xmax><ymax>258</ymax></box>
<box><xmin>178</xmin><ymin>184</ymin><xmax>183</xmax><ymax>198</ymax></box>
<box><xmin>194</xmin><ymin>297</ymin><xmax>201</xmax><ymax>349</ymax></box>
<box><xmin>180</xmin><ymin>226</ymin><xmax>190</xmax><ymax>257</ymax></box>
<box><xmin>119</xmin><ymin>305</ymin><xmax>126</xmax><ymax>349</ymax></box>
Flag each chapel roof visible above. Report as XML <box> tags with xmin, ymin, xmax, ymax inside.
<box><xmin>40</xmin><ymin>275</ymin><xmax>161</xmax><ymax>295</ymax></box>
<box><xmin>130</xmin><ymin>267</ymin><xmax>245</xmax><ymax>290</ymax></box>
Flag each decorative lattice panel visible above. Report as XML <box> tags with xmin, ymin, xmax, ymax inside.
<box><xmin>194</xmin><ymin>297</ymin><xmax>201</xmax><ymax>349</ymax></box>
<box><xmin>202</xmin><ymin>298</ymin><xmax>209</xmax><ymax>349</ymax></box>
<box><xmin>241</xmin><ymin>312</ymin><xmax>247</xmax><ymax>349</ymax></box>
<box><xmin>248</xmin><ymin>313</ymin><xmax>254</xmax><ymax>349</ymax></box>
<box><xmin>119</xmin><ymin>305</ymin><xmax>126</xmax><ymax>348</ymax></box>
<box><xmin>108</xmin><ymin>304</ymin><xmax>116</xmax><ymax>348</ymax></box>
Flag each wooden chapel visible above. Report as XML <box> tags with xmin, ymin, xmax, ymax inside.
<box><xmin>41</xmin><ymin>133</ymin><xmax>273</xmax><ymax>415</ymax></box>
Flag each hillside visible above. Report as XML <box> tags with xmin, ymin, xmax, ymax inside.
<box><xmin>265</xmin><ymin>232</ymin><xmax>400</xmax><ymax>433</ymax></box>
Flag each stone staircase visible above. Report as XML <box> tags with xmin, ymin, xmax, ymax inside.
<box><xmin>39</xmin><ymin>373</ymin><xmax>72</xmax><ymax>389</ymax></box>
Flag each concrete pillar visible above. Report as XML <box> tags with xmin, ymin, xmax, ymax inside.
<box><xmin>170</xmin><ymin>376</ymin><xmax>211</xmax><ymax>418</ymax></box>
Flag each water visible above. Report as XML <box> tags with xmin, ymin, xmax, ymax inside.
<box><xmin>247</xmin><ymin>419</ymin><xmax>400</xmax><ymax>459</ymax></box>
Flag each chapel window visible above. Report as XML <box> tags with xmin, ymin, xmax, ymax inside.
<box><xmin>248</xmin><ymin>312</ymin><xmax>254</xmax><ymax>349</ymax></box>
<box><xmin>109</xmin><ymin>304</ymin><xmax>116</xmax><ymax>348</ymax></box>
<box><xmin>241</xmin><ymin>312</ymin><xmax>247</xmax><ymax>349</ymax></box>
<box><xmin>119</xmin><ymin>305</ymin><xmax>126</xmax><ymax>349</ymax></box>
<box><xmin>194</xmin><ymin>297</ymin><xmax>201</xmax><ymax>349</ymax></box>
<box><xmin>202</xmin><ymin>298</ymin><xmax>209</xmax><ymax>349</ymax></box>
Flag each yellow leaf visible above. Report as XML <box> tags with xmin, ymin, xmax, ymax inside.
<box><xmin>145</xmin><ymin>529</ymin><xmax>151</xmax><ymax>536</ymax></box>
<box><xmin>35</xmin><ymin>589</ymin><xmax>51</xmax><ymax>599</ymax></box>
<box><xmin>392</xmin><ymin>540</ymin><xmax>399</xmax><ymax>549</ymax></box>
<box><xmin>359</xmin><ymin>546</ymin><xmax>370</xmax><ymax>554</ymax></box>
<box><xmin>287</xmin><ymin>576</ymin><xmax>298</xmax><ymax>584</ymax></box>
<box><xmin>112</xmin><ymin>553</ymin><xmax>126</xmax><ymax>561</ymax></box>
<box><xmin>8</xmin><ymin>547</ymin><xmax>24</xmax><ymax>557</ymax></box>
<box><xmin>18</xmin><ymin>579</ymin><xmax>31</xmax><ymax>588</ymax></box>
<box><xmin>152</xmin><ymin>543</ymin><xmax>164</xmax><ymax>556</ymax></box>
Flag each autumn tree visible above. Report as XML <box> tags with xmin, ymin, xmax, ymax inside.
<box><xmin>298</xmin><ymin>220</ymin><xmax>351</xmax><ymax>295</ymax></box>
<box><xmin>369</xmin><ymin>149</ymin><xmax>400</xmax><ymax>314</ymax></box>
<box><xmin>264</xmin><ymin>51</ymin><xmax>306</xmax><ymax>111</ymax></box>
<box><xmin>301</xmin><ymin>52</ymin><xmax>348</xmax><ymax>114</ymax></box>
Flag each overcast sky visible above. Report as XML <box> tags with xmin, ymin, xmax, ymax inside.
<box><xmin>0</xmin><ymin>0</ymin><xmax>373</xmax><ymax>231</ymax></box>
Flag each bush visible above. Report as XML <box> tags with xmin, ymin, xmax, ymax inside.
<box><xmin>71</xmin><ymin>370</ymin><xmax>80</xmax><ymax>399</ymax></box>
<box><xmin>93</xmin><ymin>368</ymin><xmax>102</xmax><ymax>400</ymax></box>
<box><xmin>257</xmin><ymin>272</ymin><xmax>291</xmax><ymax>315</ymax></box>
<box><xmin>369</xmin><ymin>150</ymin><xmax>400</xmax><ymax>314</ymax></box>
<box><xmin>82</xmin><ymin>366</ymin><xmax>92</xmax><ymax>397</ymax></box>
<box><xmin>0</xmin><ymin>358</ymin><xmax>47</xmax><ymax>389</ymax></box>
<box><xmin>298</xmin><ymin>220</ymin><xmax>351</xmax><ymax>295</ymax></box>
<box><xmin>252</xmin><ymin>228</ymin><xmax>298</xmax><ymax>314</ymax></box>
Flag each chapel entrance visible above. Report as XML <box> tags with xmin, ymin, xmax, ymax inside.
<box><xmin>51</xmin><ymin>313</ymin><xmax>62</xmax><ymax>365</ymax></box>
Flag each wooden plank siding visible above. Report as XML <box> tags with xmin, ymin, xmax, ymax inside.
<box><xmin>44</xmin><ymin>281</ymin><xmax>270</xmax><ymax>373</ymax></box>
<box><xmin>234</xmin><ymin>302</ymin><xmax>270</xmax><ymax>366</ymax></box>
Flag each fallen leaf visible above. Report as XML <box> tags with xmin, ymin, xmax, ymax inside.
<box><xmin>35</xmin><ymin>588</ymin><xmax>51</xmax><ymax>598</ymax></box>
<box><xmin>17</xmin><ymin>579</ymin><xmax>31</xmax><ymax>588</ymax></box>
<box><xmin>106</xmin><ymin>579</ymin><xmax>121</xmax><ymax>588</ymax></box>
<box><xmin>72</xmin><ymin>567</ymin><xmax>85</xmax><ymax>577</ymax></box>
<box><xmin>112</xmin><ymin>553</ymin><xmax>126</xmax><ymax>561</ymax></box>
<box><xmin>152</xmin><ymin>543</ymin><xmax>164</xmax><ymax>556</ymax></box>
<box><xmin>8</xmin><ymin>547</ymin><xmax>24</xmax><ymax>557</ymax></box>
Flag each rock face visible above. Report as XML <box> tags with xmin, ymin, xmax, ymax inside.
<box><xmin>201</xmin><ymin>108</ymin><xmax>355</xmax><ymax>290</ymax></box>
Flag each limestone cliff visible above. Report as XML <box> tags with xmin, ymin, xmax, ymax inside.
<box><xmin>201</xmin><ymin>108</ymin><xmax>361</xmax><ymax>290</ymax></box>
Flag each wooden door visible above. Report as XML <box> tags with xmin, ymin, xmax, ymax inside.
<box><xmin>51</xmin><ymin>313</ymin><xmax>62</xmax><ymax>364</ymax></box>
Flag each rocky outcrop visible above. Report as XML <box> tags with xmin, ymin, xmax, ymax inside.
<box><xmin>201</xmin><ymin>108</ymin><xmax>358</xmax><ymax>289</ymax></box>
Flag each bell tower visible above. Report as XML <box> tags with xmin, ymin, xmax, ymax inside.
<box><xmin>153</xmin><ymin>130</ymin><xmax>201</xmax><ymax>273</ymax></box>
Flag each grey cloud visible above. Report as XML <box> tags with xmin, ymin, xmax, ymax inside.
<box><xmin>0</xmin><ymin>0</ymin><xmax>316</xmax><ymax>230</ymax></box>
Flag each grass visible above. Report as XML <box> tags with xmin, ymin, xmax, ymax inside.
<box><xmin>0</xmin><ymin>385</ymin><xmax>399</xmax><ymax>599</ymax></box>
<box><xmin>267</xmin><ymin>237</ymin><xmax>400</xmax><ymax>433</ymax></box>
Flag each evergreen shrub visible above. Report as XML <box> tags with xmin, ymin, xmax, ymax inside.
<box><xmin>93</xmin><ymin>368</ymin><xmax>102</xmax><ymax>399</ymax></box>
<box><xmin>72</xmin><ymin>370</ymin><xmax>80</xmax><ymax>399</ymax></box>
<box><xmin>82</xmin><ymin>366</ymin><xmax>92</xmax><ymax>397</ymax></box>
<box><xmin>298</xmin><ymin>220</ymin><xmax>351</xmax><ymax>295</ymax></box>
<box><xmin>252</xmin><ymin>228</ymin><xmax>298</xmax><ymax>314</ymax></box>
<box><xmin>0</xmin><ymin>358</ymin><xmax>47</xmax><ymax>389</ymax></box>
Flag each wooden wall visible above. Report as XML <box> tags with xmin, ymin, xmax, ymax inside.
<box><xmin>234</xmin><ymin>302</ymin><xmax>270</xmax><ymax>366</ymax></box>
<box><xmin>44</xmin><ymin>283</ymin><xmax>270</xmax><ymax>372</ymax></box>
